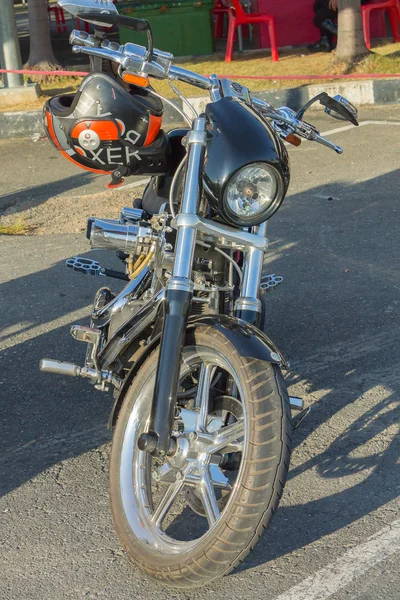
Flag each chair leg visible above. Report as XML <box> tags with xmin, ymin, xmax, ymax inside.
<box><xmin>215</xmin><ymin>13</ymin><xmax>224</xmax><ymax>39</ymax></box>
<box><xmin>80</xmin><ymin>18</ymin><xmax>90</xmax><ymax>33</ymax></box>
<box><xmin>76</xmin><ymin>17</ymin><xmax>90</xmax><ymax>33</ymax></box>
<box><xmin>362</xmin><ymin>9</ymin><xmax>371</xmax><ymax>50</ymax></box>
<box><xmin>60</xmin><ymin>8</ymin><xmax>67</xmax><ymax>32</ymax></box>
<box><xmin>54</xmin><ymin>8</ymin><xmax>62</xmax><ymax>34</ymax></box>
<box><xmin>226</xmin><ymin>16</ymin><xmax>237</xmax><ymax>62</ymax></box>
<box><xmin>267</xmin><ymin>19</ymin><xmax>279</xmax><ymax>62</ymax></box>
<box><xmin>238</xmin><ymin>25</ymin><xmax>244</xmax><ymax>52</ymax></box>
<box><xmin>388</xmin><ymin>7</ymin><xmax>400</xmax><ymax>42</ymax></box>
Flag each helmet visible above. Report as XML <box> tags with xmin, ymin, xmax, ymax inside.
<box><xmin>44</xmin><ymin>72</ymin><xmax>170</xmax><ymax>184</ymax></box>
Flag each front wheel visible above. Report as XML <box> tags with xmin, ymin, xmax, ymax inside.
<box><xmin>109</xmin><ymin>325</ymin><xmax>292</xmax><ymax>589</ymax></box>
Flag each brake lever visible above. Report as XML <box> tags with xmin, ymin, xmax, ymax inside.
<box><xmin>313</xmin><ymin>133</ymin><xmax>343</xmax><ymax>154</ymax></box>
<box><xmin>296</xmin><ymin>120</ymin><xmax>343</xmax><ymax>154</ymax></box>
<box><xmin>259</xmin><ymin>105</ymin><xmax>344</xmax><ymax>154</ymax></box>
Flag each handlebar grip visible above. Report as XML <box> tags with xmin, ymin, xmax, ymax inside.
<box><xmin>77</xmin><ymin>13</ymin><xmax>150</xmax><ymax>32</ymax></box>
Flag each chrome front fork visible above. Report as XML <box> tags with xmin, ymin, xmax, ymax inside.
<box><xmin>169</xmin><ymin>117</ymin><xmax>208</xmax><ymax>290</ymax></box>
<box><xmin>138</xmin><ymin>117</ymin><xmax>208</xmax><ymax>456</ymax></box>
<box><xmin>235</xmin><ymin>221</ymin><xmax>268</xmax><ymax>325</ymax></box>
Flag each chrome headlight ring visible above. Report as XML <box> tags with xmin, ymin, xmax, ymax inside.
<box><xmin>222</xmin><ymin>163</ymin><xmax>285</xmax><ymax>226</ymax></box>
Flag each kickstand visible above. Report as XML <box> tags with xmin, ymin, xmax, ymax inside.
<box><xmin>293</xmin><ymin>407</ymin><xmax>311</xmax><ymax>429</ymax></box>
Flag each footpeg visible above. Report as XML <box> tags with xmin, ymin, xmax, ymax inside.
<box><xmin>70</xmin><ymin>325</ymin><xmax>101</xmax><ymax>344</ymax></box>
<box><xmin>39</xmin><ymin>359</ymin><xmax>121</xmax><ymax>392</ymax></box>
<box><xmin>66</xmin><ymin>256</ymin><xmax>102</xmax><ymax>276</ymax></box>
<box><xmin>260</xmin><ymin>274</ymin><xmax>283</xmax><ymax>291</ymax></box>
<box><xmin>66</xmin><ymin>256</ymin><xmax>129</xmax><ymax>281</ymax></box>
<box><xmin>39</xmin><ymin>359</ymin><xmax>98</xmax><ymax>381</ymax></box>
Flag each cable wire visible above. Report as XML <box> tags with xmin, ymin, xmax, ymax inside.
<box><xmin>196</xmin><ymin>241</ymin><xmax>243</xmax><ymax>284</ymax></box>
<box><xmin>169</xmin><ymin>155</ymin><xmax>187</xmax><ymax>219</ymax></box>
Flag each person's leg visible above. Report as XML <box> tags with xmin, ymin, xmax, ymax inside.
<box><xmin>314</xmin><ymin>5</ymin><xmax>338</xmax><ymax>37</ymax></box>
<box><xmin>308</xmin><ymin>1</ymin><xmax>337</xmax><ymax>52</ymax></box>
<box><xmin>314</xmin><ymin>0</ymin><xmax>327</xmax><ymax>13</ymax></box>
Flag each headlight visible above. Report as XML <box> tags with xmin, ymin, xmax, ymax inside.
<box><xmin>222</xmin><ymin>163</ymin><xmax>284</xmax><ymax>226</ymax></box>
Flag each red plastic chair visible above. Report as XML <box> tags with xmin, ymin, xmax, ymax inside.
<box><xmin>225</xmin><ymin>0</ymin><xmax>278</xmax><ymax>63</ymax></box>
<box><xmin>75</xmin><ymin>17</ymin><xmax>91</xmax><ymax>33</ymax></box>
<box><xmin>48</xmin><ymin>4</ymin><xmax>67</xmax><ymax>34</ymax></box>
<box><xmin>212</xmin><ymin>0</ymin><xmax>230</xmax><ymax>39</ymax></box>
<box><xmin>362</xmin><ymin>0</ymin><xmax>400</xmax><ymax>49</ymax></box>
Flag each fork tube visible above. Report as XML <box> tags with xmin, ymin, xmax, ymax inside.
<box><xmin>235</xmin><ymin>221</ymin><xmax>268</xmax><ymax>326</ymax></box>
<box><xmin>138</xmin><ymin>117</ymin><xmax>207</xmax><ymax>456</ymax></box>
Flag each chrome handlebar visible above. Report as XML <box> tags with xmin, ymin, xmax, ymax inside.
<box><xmin>71</xmin><ymin>30</ymin><xmax>211</xmax><ymax>88</ymax></box>
<box><xmin>71</xmin><ymin>30</ymin><xmax>344</xmax><ymax>154</ymax></box>
<box><xmin>251</xmin><ymin>100</ymin><xmax>343</xmax><ymax>154</ymax></box>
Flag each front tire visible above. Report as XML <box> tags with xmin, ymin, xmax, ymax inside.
<box><xmin>109</xmin><ymin>325</ymin><xmax>291</xmax><ymax>589</ymax></box>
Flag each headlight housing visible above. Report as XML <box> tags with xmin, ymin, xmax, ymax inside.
<box><xmin>222</xmin><ymin>163</ymin><xmax>284</xmax><ymax>226</ymax></box>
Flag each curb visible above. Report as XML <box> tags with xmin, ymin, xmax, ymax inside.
<box><xmin>0</xmin><ymin>78</ymin><xmax>399</xmax><ymax>140</ymax></box>
<box><xmin>182</xmin><ymin>78</ymin><xmax>400</xmax><ymax>117</ymax></box>
<box><xmin>0</xmin><ymin>109</ymin><xmax>44</xmax><ymax>139</ymax></box>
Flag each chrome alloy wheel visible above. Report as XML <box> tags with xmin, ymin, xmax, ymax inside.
<box><xmin>119</xmin><ymin>348</ymin><xmax>246</xmax><ymax>554</ymax></box>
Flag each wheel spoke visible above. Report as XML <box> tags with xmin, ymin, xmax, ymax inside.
<box><xmin>208</xmin><ymin>419</ymin><xmax>245</xmax><ymax>455</ymax></box>
<box><xmin>199</xmin><ymin>467</ymin><xmax>220</xmax><ymax>526</ymax></box>
<box><xmin>185</xmin><ymin>465</ymin><xmax>232</xmax><ymax>491</ymax></box>
<box><xmin>151</xmin><ymin>477</ymin><xmax>185</xmax><ymax>527</ymax></box>
<box><xmin>195</xmin><ymin>363</ymin><xmax>215</xmax><ymax>432</ymax></box>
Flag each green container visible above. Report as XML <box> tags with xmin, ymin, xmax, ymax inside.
<box><xmin>118</xmin><ymin>1</ymin><xmax>214</xmax><ymax>57</ymax></box>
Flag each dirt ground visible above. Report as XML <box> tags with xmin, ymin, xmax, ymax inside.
<box><xmin>0</xmin><ymin>183</ymin><xmax>146</xmax><ymax>235</ymax></box>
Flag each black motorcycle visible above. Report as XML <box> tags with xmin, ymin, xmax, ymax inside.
<box><xmin>40</xmin><ymin>0</ymin><xmax>359</xmax><ymax>588</ymax></box>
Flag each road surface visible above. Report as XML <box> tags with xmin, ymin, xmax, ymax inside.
<box><xmin>0</xmin><ymin>106</ymin><xmax>399</xmax><ymax>599</ymax></box>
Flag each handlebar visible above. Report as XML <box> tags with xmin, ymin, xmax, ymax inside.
<box><xmin>168</xmin><ymin>65</ymin><xmax>212</xmax><ymax>91</ymax></box>
<box><xmin>251</xmin><ymin>98</ymin><xmax>343</xmax><ymax>154</ymax></box>
<box><xmin>71</xmin><ymin>31</ymin><xmax>345</xmax><ymax>154</ymax></box>
<box><xmin>72</xmin><ymin>36</ymin><xmax>211</xmax><ymax>89</ymax></box>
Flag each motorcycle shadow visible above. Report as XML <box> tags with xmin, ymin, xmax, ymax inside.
<box><xmin>1</xmin><ymin>168</ymin><xmax>399</xmax><ymax>578</ymax></box>
<box><xmin>235</xmin><ymin>169</ymin><xmax>400</xmax><ymax>572</ymax></box>
<box><xmin>0</xmin><ymin>244</ymin><xmax>125</xmax><ymax>498</ymax></box>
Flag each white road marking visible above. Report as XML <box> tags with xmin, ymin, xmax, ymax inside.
<box><xmin>274</xmin><ymin>519</ymin><xmax>400</xmax><ymax>600</ymax></box>
<box><xmin>116</xmin><ymin>178</ymin><xmax>149</xmax><ymax>191</ymax></box>
<box><xmin>321</xmin><ymin>119</ymin><xmax>400</xmax><ymax>136</ymax></box>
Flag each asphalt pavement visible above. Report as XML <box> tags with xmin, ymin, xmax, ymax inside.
<box><xmin>0</xmin><ymin>106</ymin><xmax>399</xmax><ymax>599</ymax></box>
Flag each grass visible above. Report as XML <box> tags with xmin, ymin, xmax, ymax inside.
<box><xmin>2</xmin><ymin>41</ymin><xmax>400</xmax><ymax>111</ymax></box>
<box><xmin>0</xmin><ymin>219</ymin><xmax>36</xmax><ymax>235</ymax></box>
<box><xmin>152</xmin><ymin>41</ymin><xmax>400</xmax><ymax>98</ymax></box>
<box><xmin>0</xmin><ymin>75</ymin><xmax>83</xmax><ymax>112</ymax></box>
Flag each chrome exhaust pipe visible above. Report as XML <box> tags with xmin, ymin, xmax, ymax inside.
<box><xmin>87</xmin><ymin>218</ymin><xmax>153</xmax><ymax>253</ymax></box>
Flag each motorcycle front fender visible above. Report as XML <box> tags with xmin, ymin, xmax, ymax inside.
<box><xmin>187</xmin><ymin>315</ymin><xmax>287</xmax><ymax>367</ymax></box>
<box><xmin>108</xmin><ymin>314</ymin><xmax>287</xmax><ymax>429</ymax></box>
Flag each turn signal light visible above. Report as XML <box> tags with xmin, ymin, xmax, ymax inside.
<box><xmin>122</xmin><ymin>72</ymin><xmax>149</xmax><ymax>87</ymax></box>
<box><xmin>285</xmin><ymin>133</ymin><xmax>302</xmax><ymax>147</ymax></box>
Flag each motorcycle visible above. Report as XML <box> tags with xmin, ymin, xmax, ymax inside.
<box><xmin>40</xmin><ymin>0</ymin><xmax>359</xmax><ymax>589</ymax></box>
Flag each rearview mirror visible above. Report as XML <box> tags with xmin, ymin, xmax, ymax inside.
<box><xmin>321</xmin><ymin>94</ymin><xmax>359</xmax><ymax>126</ymax></box>
<box><xmin>295</xmin><ymin>92</ymin><xmax>358</xmax><ymax>126</ymax></box>
<box><xmin>58</xmin><ymin>0</ymin><xmax>119</xmax><ymax>28</ymax></box>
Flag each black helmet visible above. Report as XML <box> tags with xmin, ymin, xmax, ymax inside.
<box><xmin>44</xmin><ymin>72</ymin><xmax>170</xmax><ymax>184</ymax></box>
